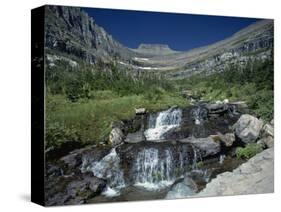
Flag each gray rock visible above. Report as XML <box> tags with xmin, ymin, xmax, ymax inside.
<box><xmin>109</xmin><ymin>127</ymin><xmax>124</xmax><ymax>146</ymax></box>
<box><xmin>217</xmin><ymin>132</ymin><xmax>235</xmax><ymax>147</ymax></box>
<box><xmin>262</xmin><ymin>123</ymin><xmax>274</xmax><ymax>137</ymax></box>
<box><xmin>125</xmin><ymin>130</ymin><xmax>145</xmax><ymax>143</ymax></box>
<box><xmin>134</xmin><ymin>108</ymin><xmax>146</xmax><ymax>115</ymax></box>
<box><xmin>206</xmin><ymin>103</ymin><xmax>228</xmax><ymax>114</ymax></box>
<box><xmin>258</xmin><ymin>136</ymin><xmax>274</xmax><ymax>148</ymax></box>
<box><xmin>45</xmin><ymin>173</ymin><xmax>106</xmax><ymax>206</ymax></box>
<box><xmin>233</xmin><ymin>114</ymin><xmax>263</xmax><ymax>143</ymax></box>
<box><xmin>196</xmin><ymin>148</ymin><xmax>274</xmax><ymax>197</ymax></box>
<box><xmin>166</xmin><ymin>178</ymin><xmax>198</xmax><ymax>199</ymax></box>
<box><xmin>179</xmin><ymin>137</ymin><xmax>221</xmax><ymax>157</ymax></box>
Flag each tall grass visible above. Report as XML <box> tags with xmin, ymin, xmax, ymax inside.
<box><xmin>46</xmin><ymin>91</ymin><xmax>188</xmax><ymax>149</ymax></box>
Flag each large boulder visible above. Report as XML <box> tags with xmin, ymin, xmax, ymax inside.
<box><xmin>179</xmin><ymin>137</ymin><xmax>221</xmax><ymax>157</ymax></box>
<box><xmin>233</xmin><ymin>114</ymin><xmax>263</xmax><ymax>144</ymax></box>
<box><xmin>196</xmin><ymin>148</ymin><xmax>274</xmax><ymax>197</ymax></box>
<box><xmin>109</xmin><ymin>127</ymin><xmax>124</xmax><ymax>146</ymax></box>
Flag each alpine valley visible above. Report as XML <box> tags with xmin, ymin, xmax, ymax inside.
<box><xmin>43</xmin><ymin>5</ymin><xmax>274</xmax><ymax>206</ymax></box>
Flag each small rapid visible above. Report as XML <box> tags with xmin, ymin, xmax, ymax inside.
<box><xmin>144</xmin><ymin>107</ymin><xmax>182</xmax><ymax>141</ymax></box>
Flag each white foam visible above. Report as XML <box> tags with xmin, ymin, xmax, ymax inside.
<box><xmin>134</xmin><ymin>180</ymin><xmax>174</xmax><ymax>191</ymax></box>
<box><xmin>102</xmin><ymin>186</ymin><xmax>120</xmax><ymax>197</ymax></box>
<box><xmin>144</xmin><ymin>108</ymin><xmax>182</xmax><ymax>141</ymax></box>
<box><xmin>144</xmin><ymin>125</ymin><xmax>178</xmax><ymax>141</ymax></box>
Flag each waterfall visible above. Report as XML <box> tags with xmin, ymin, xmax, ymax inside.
<box><xmin>133</xmin><ymin>145</ymin><xmax>194</xmax><ymax>190</ymax></box>
<box><xmin>144</xmin><ymin>107</ymin><xmax>182</xmax><ymax>141</ymax></box>
<box><xmin>134</xmin><ymin>148</ymin><xmax>173</xmax><ymax>190</ymax></box>
<box><xmin>81</xmin><ymin>148</ymin><xmax>125</xmax><ymax>197</ymax></box>
<box><xmin>190</xmin><ymin>105</ymin><xmax>208</xmax><ymax>125</ymax></box>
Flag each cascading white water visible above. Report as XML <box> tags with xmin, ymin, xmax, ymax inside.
<box><xmin>190</xmin><ymin>105</ymin><xmax>208</xmax><ymax>125</ymax></box>
<box><xmin>81</xmin><ymin>148</ymin><xmax>125</xmax><ymax>197</ymax></box>
<box><xmin>144</xmin><ymin>107</ymin><xmax>182</xmax><ymax>141</ymax></box>
<box><xmin>134</xmin><ymin>148</ymin><xmax>174</xmax><ymax>190</ymax></box>
<box><xmin>133</xmin><ymin>145</ymin><xmax>196</xmax><ymax>190</ymax></box>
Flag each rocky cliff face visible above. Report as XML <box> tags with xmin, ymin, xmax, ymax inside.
<box><xmin>45</xmin><ymin>5</ymin><xmax>135</xmax><ymax>64</ymax></box>
<box><xmin>166</xmin><ymin>20</ymin><xmax>274</xmax><ymax>78</ymax></box>
<box><xmin>44</xmin><ymin>5</ymin><xmax>273</xmax><ymax>79</ymax></box>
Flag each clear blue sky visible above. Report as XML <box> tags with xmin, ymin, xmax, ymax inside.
<box><xmin>83</xmin><ymin>7</ymin><xmax>261</xmax><ymax>51</ymax></box>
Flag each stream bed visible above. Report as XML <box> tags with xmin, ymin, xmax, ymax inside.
<box><xmin>46</xmin><ymin>103</ymin><xmax>246</xmax><ymax>205</ymax></box>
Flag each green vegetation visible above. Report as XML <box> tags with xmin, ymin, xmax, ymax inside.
<box><xmin>236</xmin><ymin>143</ymin><xmax>263</xmax><ymax>159</ymax></box>
<box><xmin>175</xmin><ymin>56</ymin><xmax>273</xmax><ymax>121</ymax></box>
<box><xmin>46</xmin><ymin>61</ymin><xmax>189</xmax><ymax>151</ymax></box>
<box><xmin>46</xmin><ymin>53</ymin><xmax>273</xmax><ymax>154</ymax></box>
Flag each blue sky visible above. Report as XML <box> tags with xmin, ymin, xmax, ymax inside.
<box><xmin>83</xmin><ymin>7</ymin><xmax>261</xmax><ymax>51</ymax></box>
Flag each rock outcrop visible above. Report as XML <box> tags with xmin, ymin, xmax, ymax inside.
<box><xmin>45</xmin><ymin>5</ymin><xmax>135</xmax><ymax>64</ymax></box>
<box><xmin>233</xmin><ymin>114</ymin><xmax>263</xmax><ymax>143</ymax></box>
<box><xmin>196</xmin><ymin>148</ymin><xmax>274</xmax><ymax>197</ymax></box>
<box><xmin>109</xmin><ymin>127</ymin><xmax>124</xmax><ymax>146</ymax></box>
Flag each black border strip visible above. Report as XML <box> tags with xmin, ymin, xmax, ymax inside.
<box><xmin>31</xmin><ymin>5</ymin><xmax>45</xmax><ymax>206</ymax></box>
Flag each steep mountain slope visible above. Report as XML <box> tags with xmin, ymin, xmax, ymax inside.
<box><xmin>44</xmin><ymin>5</ymin><xmax>273</xmax><ymax>79</ymax></box>
<box><xmin>45</xmin><ymin>5</ymin><xmax>136</xmax><ymax>64</ymax></box>
<box><xmin>128</xmin><ymin>20</ymin><xmax>273</xmax><ymax>78</ymax></box>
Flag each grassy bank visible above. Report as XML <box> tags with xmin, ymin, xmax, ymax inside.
<box><xmin>45</xmin><ymin>62</ymin><xmax>189</xmax><ymax>151</ymax></box>
<box><xmin>46</xmin><ymin>92</ymin><xmax>188</xmax><ymax>150</ymax></box>
<box><xmin>45</xmin><ymin>56</ymin><xmax>273</xmax><ymax>153</ymax></box>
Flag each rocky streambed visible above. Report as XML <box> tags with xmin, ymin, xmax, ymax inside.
<box><xmin>45</xmin><ymin>101</ymin><xmax>274</xmax><ymax>206</ymax></box>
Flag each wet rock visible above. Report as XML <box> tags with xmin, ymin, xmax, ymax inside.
<box><xmin>125</xmin><ymin>130</ymin><xmax>145</xmax><ymax>143</ymax></box>
<box><xmin>109</xmin><ymin>127</ymin><xmax>124</xmax><ymax>146</ymax></box>
<box><xmin>206</xmin><ymin>103</ymin><xmax>229</xmax><ymax>115</ymax></box>
<box><xmin>196</xmin><ymin>148</ymin><xmax>274</xmax><ymax>197</ymax></box>
<box><xmin>117</xmin><ymin>142</ymin><xmax>195</xmax><ymax>184</ymax></box>
<box><xmin>45</xmin><ymin>173</ymin><xmax>106</xmax><ymax>206</ymax></box>
<box><xmin>60</xmin><ymin>145</ymin><xmax>111</xmax><ymax>175</ymax></box>
<box><xmin>179</xmin><ymin>137</ymin><xmax>221</xmax><ymax>157</ymax></box>
<box><xmin>233</xmin><ymin>114</ymin><xmax>263</xmax><ymax>143</ymax></box>
<box><xmin>166</xmin><ymin>178</ymin><xmax>197</xmax><ymax>199</ymax></box>
<box><xmin>217</xmin><ymin>132</ymin><xmax>235</xmax><ymax>147</ymax></box>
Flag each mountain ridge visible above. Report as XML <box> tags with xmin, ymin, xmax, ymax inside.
<box><xmin>45</xmin><ymin>5</ymin><xmax>273</xmax><ymax>78</ymax></box>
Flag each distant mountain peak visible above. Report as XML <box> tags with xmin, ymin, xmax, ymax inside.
<box><xmin>138</xmin><ymin>44</ymin><xmax>172</xmax><ymax>50</ymax></box>
<box><xmin>134</xmin><ymin>43</ymin><xmax>178</xmax><ymax>55</ymax></box>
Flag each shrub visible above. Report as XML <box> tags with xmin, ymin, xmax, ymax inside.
<box><xmin>45</xmin><ymin>121</ymin><xmax>81</xmax><ymax>150</ymax></box>
<box><xmin>235</xmin><ymin>143</ymin><xmax>263</xmax><ymax>159</ymax></box>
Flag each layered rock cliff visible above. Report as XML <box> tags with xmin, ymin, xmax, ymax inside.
<box><xmin>45</xmin><ymin>5</ymin><xmax>135</xmax><ymax>64</ymax></box>
<box><xmin>44</xmin><ymin>5</ymin><xmax>274</xmax><ymax>79</ymax></box>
